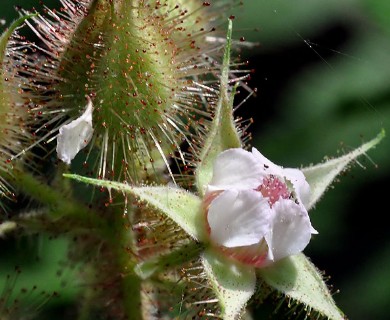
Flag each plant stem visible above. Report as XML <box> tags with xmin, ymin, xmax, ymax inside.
<box><xmin>108</xmin><ymin>206</ymin><xmax>143</xmax><ymax>320</ymax></box>
<box><xmin>9</xmin><ymin>166</ymin><xmax>104</xmax><ymax>229</ymax></box>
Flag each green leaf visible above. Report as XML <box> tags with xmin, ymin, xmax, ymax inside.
<box><xmin>258</xmin><ymin>253</ymin><xmax>345</xmax><ymax>320</ymax></box>
<box><xmin>202</xmin><ymin>248</ymin><xmax>256</xmax><ymax>320</ymax></box>
<box><xmin>64</xmin><ymin>174</ymin><xmax>205</xmax><ymax>241</ymax></box>
<box><xmin>195</xmin><ymin>19</ymin><xmax>242</xmax><ymax>196</ymax></box>
<box><xmin>302</xmin><ymin>129</ymin><xmax>385</xmax><ymax>209</ymax></box>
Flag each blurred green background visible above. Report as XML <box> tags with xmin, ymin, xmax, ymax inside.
<box><xmin>1</xmin><ymin>1</ymin><xmax>389</xmax><ymax>319</ymax></box>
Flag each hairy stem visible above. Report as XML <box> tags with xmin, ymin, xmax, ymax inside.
<box><xmin>9</xmin><ymin>166</ymin><xmax>103</xmax><ymax>229</ymax></box>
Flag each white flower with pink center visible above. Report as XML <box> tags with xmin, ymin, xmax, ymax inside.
<box><xmin>205</xmin><ymin>148</ymin><xmax>317</xmax><ymax>267</ymax></box>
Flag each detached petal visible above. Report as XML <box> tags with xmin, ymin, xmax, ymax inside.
<box><xmin>56</xmin><ymin>97</ymin><xmax>94</xmax><ymax>164</ymax></box>
<box><xmin>208</xmin><ymin>189</ymin><xmax>272</xmax><ymax>247</ymax></box>
<box><xmin>208</xmin><ymin>148</ymin><xmax>264</xmax><ymax>191</ymax></box>
<box><xmin>264</xmin><ymin>200</ymin><xmax>314</xmax><ymax>263</ymax></box>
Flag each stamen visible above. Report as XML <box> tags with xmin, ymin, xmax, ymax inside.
<box><xmin>257</xmin><ymin>175</ymin><xmax>290</xmax><ymax>206</ymax></box>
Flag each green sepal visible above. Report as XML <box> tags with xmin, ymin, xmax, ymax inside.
<box><xmin>64</xmin><ymin>174</ymin><xmax>205</xmax><ymax>241</ymax></box>
<box><xmin>202</xmin><ymin>248</ymin><xmax>256</xmax><ymax>320</ymax></box>
<box><xmin>302</xmin><ymin>129</ymin><xmax>385</xmax><ymax>209</ymax></box>
<box><xmin>135</xmin><ymin>242</ymin><xmax>204</xmax><ymax>279</ymax></box>
<box><xmin>195</xmin><ymin>19</ymin><xmax>242</xmax><ymax>196</ymax></box>
<box><xmin>258</xmin><ymin>253</ymin><xmax>345</xmax><ymax>320</ymax></box>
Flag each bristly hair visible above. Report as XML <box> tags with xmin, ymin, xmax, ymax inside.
<box><xmin>0</xmin><ymin>266</ymin><xmax>59</xmax><ymax>319</ymax></box>
<box><xmin>0</xmin><ymin>17</ymin><xmax>39</xmax><ymax>209</ymax></box>
<box><xmin>131</xmin><ymin>197</ymin><xmax>222</xmax><ymax>319</ymax></box>
<box><xmin>7</xmin><ymin>0</ymin><xmax>249</xmax><ymax>186</ymax></box>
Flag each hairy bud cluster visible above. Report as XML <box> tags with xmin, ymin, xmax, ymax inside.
<box><xmin>7</xmin><ymin>0</ymin><xmax>237</xmax><ymax>183</ymax></box>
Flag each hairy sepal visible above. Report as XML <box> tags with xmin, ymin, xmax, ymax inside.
<box><xmin>202</xmin><ymin>248</ymin><xmax>256</xmax><ymax>320</ymax></box>
<box><xmin>258</xmin><ymin>253</ymin><xmax>345</xmax><ymax>320</ymax></box>
<box><xmin>196</xmin><ymin>19</ymin><xmax>242</xmax><ymax>196</ymax></box>
<box><xmin>64</xmin><ymin>174</ymin><xmax>205</xmax><ymax>241</ymax></box>
<box><xmin>302</xmin><ymin>129</ymin><xmax>385</xmax><ymax>209</ymax></box>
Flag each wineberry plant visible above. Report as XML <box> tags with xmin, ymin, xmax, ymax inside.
<box><xmin>0</xmin><ymin>1</ymin><xmax>384</xmax><ymax>319</ymax></box>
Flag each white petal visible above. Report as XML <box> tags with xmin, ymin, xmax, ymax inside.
<box><xmin>56</xmin><ymin>97</ymin><xmax>94</xmax><ymax>165</ymax></box>
<box><xmin>208</xmin><ymin>189</ymin><xmax>272</xmax><ymax>247</ymax></box>
<box><xmin>283</xmin><ymin>168</ymin><xmax>311</xmax><ymax>208</ymax></box>
<box><xmin>264</xmin><ymin>199</ymin><xmax>314</xmax><ymax>262</ymax></box>
<box><xmin>251</xmin><ymin>147</ymin><xmax>284</xmax><ymax>177</ymax></box>
<box><xmin>207</xmin><ymin>148</ymin><xmax>264</xmax><ymax>191</ymax></box>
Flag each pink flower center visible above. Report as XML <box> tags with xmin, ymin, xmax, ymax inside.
<box><xmin>256</xmin><ymin>175</ymin><xmax>290</xmax><ymax>206</ymax></box>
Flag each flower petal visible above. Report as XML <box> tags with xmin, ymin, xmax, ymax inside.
<box><xmin>208</xmin><ymin>189</ymin><xmax>272</xmax><ymax>247</ymax></box>
<box><xmin>251</xmin><ymin>147</ymin><xmax>285</xmax><ymax>177</ymax></box>
<box><xmin>264</xmin><ymin>200</ymin><xmax>314</xmax><ymax>263</ymax></box>
<box><xmin>56</xmin><ymin>97</ymin><xmax>94</xmax><ymax>164</ymax></box>
<box><xmin>207</xmin><ymin>148</ymin><xmax>264</xmax><ymax>191</ymax></box>
<box><xmin>283</xmin><ymin>168</ymin><xmax>311</xmax><ymax>208</ymax></box>
<box><xmin>252</xmin><ymin>147</ymin><xmax>311</xmax><ymax>208</ymax></box>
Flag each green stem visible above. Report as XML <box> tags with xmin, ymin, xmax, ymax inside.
<box><xmin>13</xmin><ymin>167</ymin><xmax>144</xmax><ymax>318</ymax></box>
<box><xmin>121</xmin><ymin>272</ymin><xmax>143</xmax><ymax>320</ymax></box>
<box><xmin>109</xmin><ymin>207</ymin><xmax>143</xmax><ymax>320</ymax></box>
<box><xmin>10</xmin><ymin>167</ymin><xmax>102</xmax><ymax>228</ymax></box>
<box><xmin>77</xmin><ymin>267</ymin><xmax>98</xmax><ymax>320</ymax></box>
<box><xmin>135</xmin><ymin>242</ymin><xmax>204</xmax><ymax>279</ymax></box>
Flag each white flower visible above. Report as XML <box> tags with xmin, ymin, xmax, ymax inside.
<box><xmin>205</xmin><ymin>147</ymin><xmax>317</xmax><ymax>267</ymax></box>
<box><xmin>56</xmin><ymin>97</ymin><xmax>94</xmax><ymax>165</ymax></box>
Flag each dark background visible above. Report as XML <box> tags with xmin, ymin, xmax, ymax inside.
<box><xmin>1</xmin><ymin>1</ymin><xmax>390</xmax><ymax>319</ymax></box>
<box><xmin>236</xmin><ymin>1</ymin><xmax>390</xmax><ymax>319</ymax></box>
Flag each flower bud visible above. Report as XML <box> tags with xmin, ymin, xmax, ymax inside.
<box><xmin>14</xmin><ymin>0</ymin><xmax>232</xmax><ymax>183</ymax></box>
